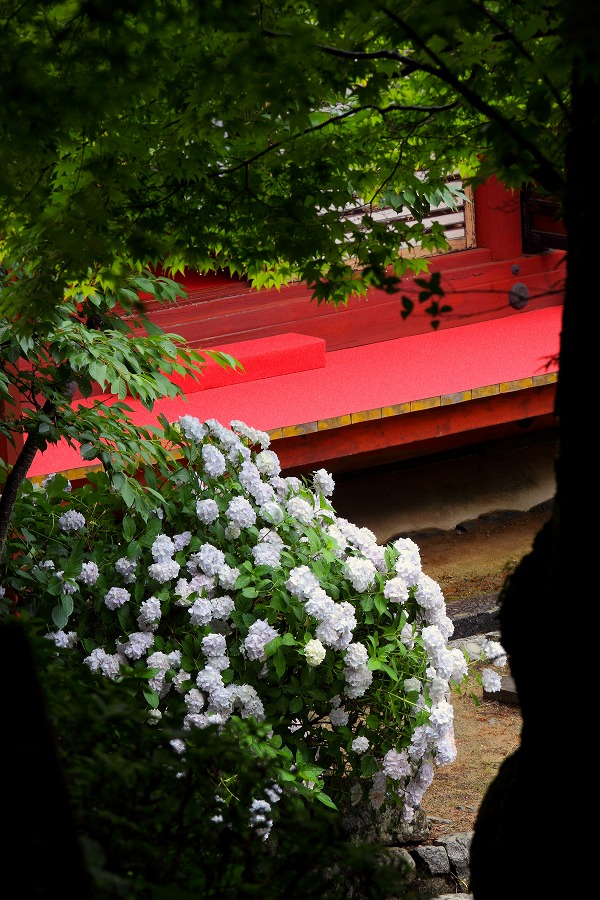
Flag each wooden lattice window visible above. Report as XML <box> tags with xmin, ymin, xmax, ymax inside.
<box><xmin>521</xmin><ymin>188</ymin><xmax>566</xmax><ymax>253</ymax></box>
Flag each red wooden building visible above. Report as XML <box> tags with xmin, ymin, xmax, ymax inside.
<box><xmin>25</xmin><ymin>177</ymin><xmax>565</xmax><ymax>484</ymax></box>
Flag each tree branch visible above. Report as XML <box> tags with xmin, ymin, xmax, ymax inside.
<box><xmin>210</xmin><ymin>100</ymin><xmax>458</xmax><ymax>178</ymax></box>
<box><xmin>0</xmin><ymin>400</ymin><xmax>55</xmax><ymax>557</ymax></box>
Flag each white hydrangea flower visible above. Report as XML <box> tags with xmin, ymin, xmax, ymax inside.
<box><xmin>148</xmin><ymin>559</ymin><xmax>180</xmax><ymax>583</ymax></box>
<box><xmin>202</xmin><ymin>443</ymin><xmax>226</xmax><ymax>477</ymax></box>
<box><xmin>121</xmin><ymin>631</ymin><xmax>155</xmax><ymax>660</ymax></box>
<box><xmin>151</xmin><ymin>534</ymin><xmax>175</xmax><ymax>562</ymax></box>
<box><xmin>482</xmin><ymin>639</ymin><xmax>508</xmax><ymax>668</ymax></box>
<box><xmin>189</xmin><ymin>598</ymin><xmax>213</xmax><ymax>626</ymax></box>
<box><xmin>178</xmin><ymin>415</ymin><xmax>207</xmax><ymax>442</ymax></box>
<box><xmin>448</xmin><ymin>647</ymin><xmax>469</xmax><ymax>683</ymax></box>
<box><xmin>303</xmin><ymin>638</ymin><xmax>326</xmax><ymax>667</ymax></box>
<box><xmin>382</xmin><ymin>748</ymin><xmax>412</xmax><ymax>780</ymax></box>
<box><xmin>249</xmin><ymin>798</ymin><xmax>273</xmax><ymax>840</ymax></box>
<box><xmin>45</xmin><ymin>630</ymin><xmax>78</xmax><ymax>649</ymax></box>
<box><xmin>193</xmin><ymin>543</ymin><xmax>226</xmax><ymax>576</ymax></box>
<box><xmin>326</xmin><ymin>523</ymin><xmax>348</xmax><ymax>555</ymax></box>
<box><xmin>344</xmin><ymin>642</ymin><xmax>368</xmax><ymax>668</ymax></box>
<box><xmin>415</xmin><ymin>573</ymin><xmax>446</xmax><ymax>616</ymax></box>
<box><xmin>202</xmin><ymin>633</ymin><xmax>227</xmax><ymax>657</ymax></box>
<box><xmin>115</xmin><ymin>556</ymin><xmax>137</xmax><ymax>583</ymax></box>
<box><xmin>138</xmin><ymin>596</ymin><xmax>162</xmax><ymax>629</ymax></box>
<box><xmin>264</xmin><ymin>783</ymin><xmax>283</xmax><ymax>804</ymax></box>
<box><xmin>173</xmin><ymin>531</ymin><xmax>192</xmax><ymax>551</ymax></box>
<box><xmin>104</xmin><ymin>586</ymin><xmax>131</xmax><ymax>610</ymax></box>
<box><xmin>392</xmin><ymin>536</ymin><xmax>422</xmax><ymax>583</ymax></box>
<box><xmin>84</xmin><ymin>647</ymin><xmax>126</xmax><ymax>680</ymax></box>
<box><xmin>259</xmin><ymin>500</ymin><xmax>284</xmax><ymax>525</ymax></box>
<box><xmin>216</xmin><ymin>563</ymin><xmax>240</xmax><ymax>590</ymax></box>
<box><xmin>312</xmin><ymin>468</ymin><xmax>335</xmax><ymax>497</ymax></box>
<box><xmin>184</xmin><ymin>687</ymin><xmax>206</xmax><ymax>714</ymax></box>
<box><xmin>481</xmin><ymin>668</ymin><xmax>502</xmax><ymax>692</ymax></box>
<box><xmin>238</xmin><ymin>460</ymin><xmax>262</xmax><ymax>490</ymax></box>
<box><xmin>231</xmin><ymin>420</ymin><xmax>270</xmax><ymax>449</ymax></box>
<box><xmin>286</xmin><ymin>495</ymin><xmax>314</xmax><ymax>525</ymax></box>
<box><xmin>251</xmin><ymin>542</ymin><xmax>282</xmax><ymax>568</ymax></box>
<box><xmin>254</xmin><ymin>449</ymin><xmax>281</xmax><ymax>477</ymax></box>
<box><xmin>248</xmin><ymin>480</ymin><xmax>275</xmax><ymax>505</ymax></box>
<box><xmin>210</xmin><ymin>595</ymin><xmax>235</xmax><ymax>620</ymax></box>
<box><xmin>400</xmin><ymin>622</ymin><xmax>416</xmax><ymax>650</ymax></box>
<box><xmin>285</xmin><ymin>565</ymin><xmax>321</xmax><ymax>599</ymax></box>
<box><xmin>344</xmin><ymin>556</ymin><xmax>377</xmax><ymax>592</ymax></box>
<box><xmin>315</xmin><ymin>600</ymin><xmax>357</xmax><ymax>650</ymax></box>
<box><xmin>362</xmin><ymin>542</ymin><xmax>387</xmax><ymax>572</ymax></box>
<box><xmin>429</xmin><ymin>698</ymin><xmax>454</xmax><ymax>731</ymax></box>
<box><xmin>329</xmin><ymin>706</ymin><xmax>349</xmax><ymax>726</ymax></box>
<box><xmin>343</xmin><ymin>663</ymin><xmax>373</xmax><ymax>698</ymax></box>
<box><xmin>242</xmin><ymin>619</ymin><xmax>279</xmax><ymax>662</ymax></box>
<box><xmin>78</xmin><ymin>561</ymin><xmax>100</xmax><ymax>585</ymax></box>
<box><xmin>351</xmin><ymin>736</ymin><xmax>370</xmax><ymax>754</ymax></box>
<box><xmin>383</xmin><ymin>576</ymin><xmax>409</xmax><ymax>604</ymax></box>
<box><xmin>56</xmin><ymin>572</ymin><xmax>77</xmax><ymax>595</ymax></box>
<box><xmin>58</xmin><ymin>509</ymin><xmax>86</xmax><ymax>532</ymax></box>
<box><xmin>434</xmin><ymin>730</ymin><xmax>457</xmax><ymax>765</ymax></box>
<box><xmin>232</xmin><ymin>684</ymin><xmax>265</xmax><ymax>720</ymax></box>
<box><xmin>196</xmin><ymin>666</ymin><xmax>225</xmax><ymax>692</ymax></box>
<box><xmin>403</xmin><ymin>676</ymin><xmax>422</xmax><ymax>695</ymax></box>
<box><xmin>226</xmin><ymin>496</ymin><xmax>256</xmax><ymax>528</ymax></box>
<box><xmin>196</xmin><ymin>498</ymin><xmax>220</xmax><ymax>523</ymax></box>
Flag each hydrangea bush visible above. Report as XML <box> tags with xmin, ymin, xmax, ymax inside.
<box><xmin>0</xmin><ymin>416</ymin><xmax>506</xmax><ymax>831</ymax></box>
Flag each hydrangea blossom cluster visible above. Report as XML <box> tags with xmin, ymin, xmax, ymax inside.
<box><xmin>58</xmin><ymin>509</ymin><xmax>86</xmax><ymax>532</ymax></box>
<box><xmin>15</xmin><ymin>416</ymin><xmax>506</xmax><ymax>825</ymax></box>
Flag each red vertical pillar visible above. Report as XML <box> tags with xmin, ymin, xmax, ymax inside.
<box><xmin>0</xmin><ymin>380</ymin><xmax>25</xmax><ymax>482</ymax></box>
<box><xmin>474</xmin><ymin>177</ymin><xmax>522</xmax><ymax>260</ymax></box>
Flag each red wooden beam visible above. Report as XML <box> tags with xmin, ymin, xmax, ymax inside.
<box><xmin>274</xmin><ymin>383</ymin><xmax>557</xmax><ymax>475</ymax></box>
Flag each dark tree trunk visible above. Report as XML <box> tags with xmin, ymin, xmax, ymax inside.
<box><xmin>0</xmin><ymin>400</ymin><xmax>54</xmax><ymax>557</ymax></box>
<box><xmin>469</xmin><ymin>4</ymin><xmax>597</xmax><ymax>895</ymax></box>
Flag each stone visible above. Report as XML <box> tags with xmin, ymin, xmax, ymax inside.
<box><xmin>435</xmin><ymin>832</ymin><xmax>472</xmax><ymax>881</ymax></box>
<box><xmin>340</xmin><ymin>802</ymin><xmax>431</xmax><ymax>846</ymax></box>
<box><xmin>483</xmin><ymin>672</ymin><xmax>519</xmax><ymax>706</ymax></box>
<box><xmin>411</xmin><ymin>844</ymin><xmax>451</xmax><ymax>875</ymax></box>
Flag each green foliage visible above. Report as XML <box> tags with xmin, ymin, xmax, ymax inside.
<box><xmin>0</xmin><ymin>268</ymin><xmax>242</xmax><ymax>541</ymax></box>
<box><xmin>1</xmin><ymin>417</ymin><xmax>504</xmax><ymax>831</ymax></box>
<box><xmin>0</xmin><ymin>0</ymin><xmax>570</xmax><ymax>321</ymax></box>
<box><xmin>11</xmin><ymin>620</ymin><xmax>414</xmax><ymax>898</ymax></box>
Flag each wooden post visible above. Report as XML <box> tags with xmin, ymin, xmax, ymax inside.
<box><xmin>474</xmin><ymin>176</ymin><xmax>523</xmax><ymax>260</ymax></box>
<box><xmin>0</xmin><ymin>380</ymin><xmax>25</xmax><ymax>482</ymax></box>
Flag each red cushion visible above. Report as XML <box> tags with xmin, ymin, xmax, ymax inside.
<box><xmin>169</xmin><ymin>332</ymin><xmax>326</xmax><ymax>392</ymax></box>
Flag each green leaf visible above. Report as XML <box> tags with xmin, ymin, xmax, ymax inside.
<box><xmin>315</xmin><ymin>791</ymin><xmax>338</xmax><ymax>810</ymax></box>
<box><xmin>143</xmin><ymin>687</ymin><xmax>160</xmax><ymax>709</ymax></box>
<box><xmin>289</xmin><ymin>695</ymin><xmax>303</xmax><ymax>714</ymax></box>
<box><xmin>51</xmin><ymin>594</ymin><xmax>74</xmax><ymax>630</ymax></box>
<box><xmin>122</xmin><ymin>516</ymin><xmax>137</xmax><ymax>542</ymax></box>
<box><xmin>273</xmin><ymin>649</ymin><xmax>286</xmax><ymax>678</ymax></box>
<box><xmin>127</xmin><ymin>540</ymin><xmax>142</xmax><ymax>558</ymax></box>
<box><xmin>88</xmin><ymin>362</ymin><xmax>107</xmax><ymax>385</ymax></box>
<box><xmin>120</xmin><ymin>479</ymin><xmax>137</xmax><ymax>508</ymax></box>
<box><xmin>360</xmin><ymin>754</ymin><xmax>379</xmax><ymax>777</ymax></box>
<box><xmin>369</xmin><ymin>659</ymin><xmax>398</xmax><ymax>680</ymax></box>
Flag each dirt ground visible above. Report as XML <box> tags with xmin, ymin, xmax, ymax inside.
<box><xmin>409</xmin><ymin>503</ymin><xmax>551</xmax><ymax>837</ymax></box>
